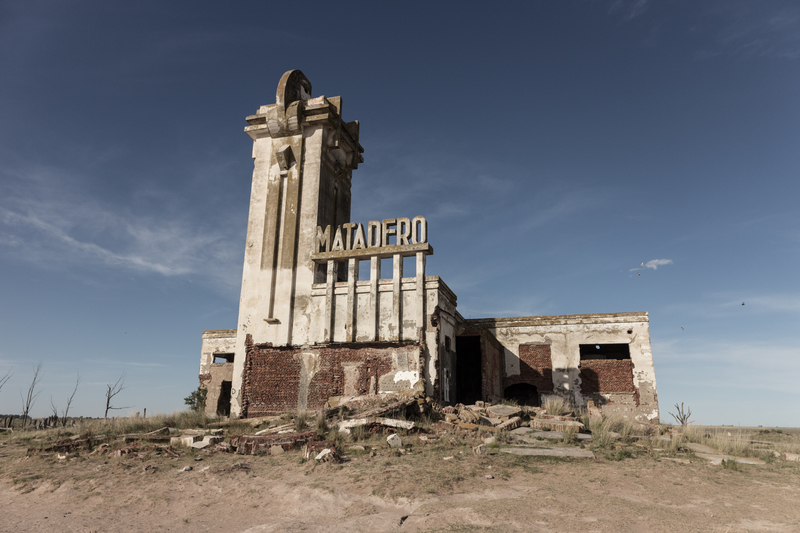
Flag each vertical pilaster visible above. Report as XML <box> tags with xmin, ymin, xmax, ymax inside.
<box><xmin>392</xmin><ymin>253</ymin><xmax>402</xmax><ymax>341</ymax></box>
<box><xmin>416</xmin><ymin>251</ymin><xmax>426</xmax><ymax>341</ymax></box>
<box><xmin>324</xmin><ymin>259</ymin><xmax>337</xmax><ymax>342</ymax></box>
<box><xmin>346</xmin><ymin>258</ymin><xmax>359</xmax><ymax>342</ymax></box>
<box><xmin>370</xmin><ymin>256</ymin><xmax>380</xmax><ymax>341</ymax></box>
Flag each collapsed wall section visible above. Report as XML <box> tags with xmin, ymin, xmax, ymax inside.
<box><xmin>240</xmin><ymin>334</ymin><xmax>423</xmax><ymax>417</ymax></box>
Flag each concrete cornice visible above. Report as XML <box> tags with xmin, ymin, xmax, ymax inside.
<box><xmin>202</xmin><ymin>329</ymin><xmax>238</xmax><ymax>337</ymax></box>
<box><xmin>463</xmin><ymin>312</ymin><xmax>649</xmax><ymax>328</ymax></box>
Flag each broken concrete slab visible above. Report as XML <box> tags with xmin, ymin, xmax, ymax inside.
<box><xmin>683</xmin><ymin>442</ymin><xmax>765</xmax><ymax>465</ymax></box>
<box><xmin>499</xmin><ymin>447</ymin><xmax>595</xmax><ymax>458</ymax></box>
<box><xmin>513</xmin><ymin>430</ymin><xmax>592</xmax><ymax>442</ymax></box>
<box><xmin>659</xmin><ymin>457</ymin><xmax>691</xmax><ymax>464</ymax></box>
<box><xmin>496</xmin><ymin>416</ymin><xmax>522</xmax><ymax>431</ymax></box>
<box><xmin>458</xmin><ymin>409</ymin><xmax>480</xmax><ymax>424</ymax></box>
<box><xmin>190</xmin><ymin>441</ymin><xmax>211</xmax><ymax>450</ymax></box>
<box><xmin>531</xmin><ymin>419</ymin><xmax>585</xmax><ymax>432</ymax></box>
<box><xmin>784</xmin><ymin>452</ymin><xmax>800</xmax><ymax>462</ymax></box>
<box><xmin>337</xmin><ymin>417</ymin><xmax>415</xmax><ymax>434</ymax></box>
<box><xmin>315</xmin><ymin>448</ymin><xmax>337</xmax><ymax>462</ymax></box>
<box><xmin>171</xmin><ymin>435</ymin><xmax>201</xmax><ymax>447</ymax></box>
<box><xmin>486</xmin><ymin>405</ymin><xmax>522</xmax><ymax>419</ymax></box>
<box><xmin>386</xmin><ymin>434</ymin><xmax>402</xmax><ymax>448</ymax></box>
<box><xmin>479</xmin><ymin>416</ymin><xmax>502</xmax><ymax>427</ymax></box>
<box><xmin>684</xmin><ymin>443</ymin><xmax>720</xmax><ymax>454</ymax></box>
<box><xmin>694</xmin><ymin>452</ymin><xmax>765</xmax><ymax>465</ymax></box>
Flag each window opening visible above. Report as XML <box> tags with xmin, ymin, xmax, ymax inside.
<box><xmin>214</xmin><ymin>353</ymin><xmax>234</xmax><ymax>364</ymax></box>
<box><xmin>579</xmin><ymin>344</ymin><xmax>630</xmax><ymax>360</ymax></box>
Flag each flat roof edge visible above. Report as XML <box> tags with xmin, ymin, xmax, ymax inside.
<box><xmin>202</xmin><ymin>329</ymin><xmax>238</xmax><ymax>336</ymax></box>
<box><xmin>464</xmin><ymin>311</ymin><xmax>649</xmax><ymax>327</ymax></box>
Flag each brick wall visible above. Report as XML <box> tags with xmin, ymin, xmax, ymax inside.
<box><xmin>504</xmin><ymin>344</ymin><xmax>553</xmax><ymax>392</ymax></box>
<box><xmin>579</xmin><ymin>359</ymin><xmax>635</xmax><ymax>393</ymax></box>
<box><xmin>241</xmin><ymin>339</ymin><xmax>302</xmax><ymax>417</ymax></box>
<box><xmin>241</xmin><ymin>334</ymin><xmax>420</xmax><ymax>417</ymax></box>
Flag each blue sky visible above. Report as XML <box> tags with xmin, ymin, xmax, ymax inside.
<box><xmin>1</xmin><ymin>1</ymin><xmax>798</xmax><ymax>425</ymax></box>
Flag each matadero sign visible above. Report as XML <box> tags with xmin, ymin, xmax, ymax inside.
<box><xmin>313</xmin><ymin>217</ymin><xmax>431</xmax><ymax>261</ymax></box>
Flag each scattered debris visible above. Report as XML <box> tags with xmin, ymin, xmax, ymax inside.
<box><xmin>314</xmin><ymin>448</ymin><xmax>339</xmax><ymax>462</ymax></box>
<box><xmin>338</xmin><ymin>417</ymin><xmax>415</xmax><ymax>434</ymax></box>
<box><xmin>304</xmin><ymin>440</ymin><xmax>334</xmax><ymax>459</ymax></box>
<box><xmin>180</xmin><ymin>465</ymin><xmax>193</xmax><ymax>472</ymax></box>
<box><xmin>230</xmin><ymin>431</ymin><xmax>319</xmax><ymax>455</ymax></box>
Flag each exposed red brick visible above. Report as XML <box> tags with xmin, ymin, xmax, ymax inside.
<box><xmin>503</xmin><ymin>344</ymin><xmax>553</xmax><ymax>392</ymax></box>
<box><xmin>579</xmin><ymin>359</ymin><xmax>635</xmax><ymax>393</ymax></box>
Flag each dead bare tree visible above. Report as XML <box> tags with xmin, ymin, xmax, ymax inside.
<box><xmin>49</xmin><ymin>395</ymin><xmax>59</xmax><ymax>418</ymax></box>
<box><xmin>0</xmin><ymin>369</ymin><xmax>12</xmax><ymax>393</ymax></box>
<box><xmin>669</xmin><ymin>402</ymin><xmax>692</xmax><ymax>427</ymax></box>
<box><xmin>50</xmin><ymin>374</ymin><xmax>82</xmax><ymax>428</ymax></box>
<box><xmin>20</xmin><ymin>362</ymin><xmax>43</xmax><ymax>429</ymax></box>
<box><xmin>104</xmin><ymin>372</ymin><xmax>130</xmax><ymax>420</ymax></box>
<box><xmin>61</xmin><ymin>374</ymin><xmax>81</xmax><ymax>427</ymax></box>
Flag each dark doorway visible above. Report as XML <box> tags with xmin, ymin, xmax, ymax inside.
<box><xmin>455</xmin><ymin>336</ymin><xmax>482</xmax><ymax>404</ymax></box>
<box><xmin>217</xmin><ymin>381</ymin><xmax>232</xmax><ymax>416</ymax></box>
<box><xmin>504</xmin><ymin>383</ymin><xmax>540</xmax><ymax>406</ymax></box>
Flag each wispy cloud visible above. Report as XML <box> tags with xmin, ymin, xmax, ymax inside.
<box><xmin>629</xmin><ymin>258</ymin><xmax>673</xmax><ymax>272</ymax></box>
<box><xmin>0</xmin><ymin>164</ymin><xmax>242</xmax><ymax>292</ymax></box>
<box><xmin>696</xmin><ymin>4</ymin><xmax>800</xmax><ymax>60</ymax></box>
<box><xmin>645</xmin><ymin>259</ymin><xmax>672</xmax><ymax>270</ymax></box>
<box><xmin>609</xmin><ymin>0</ymin><xmax>650</xmax><ymax>21</ymax></box>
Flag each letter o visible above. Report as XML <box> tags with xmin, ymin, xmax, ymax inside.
<box><xmin>411</xmin><ymin>216</ymin><xmax>427</xmax><ymax>244</ymax></box>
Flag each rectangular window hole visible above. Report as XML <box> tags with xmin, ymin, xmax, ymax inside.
<box><xmin>214</xmin><ymin>353</ymin><xmax>234</xmax><ymax>364</ymax></box>
<box><xmin>579</xmin><ymin>344</ymin><xmax>630</xmax><ymax>360</ymax></box>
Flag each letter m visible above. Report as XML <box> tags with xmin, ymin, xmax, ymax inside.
<box><xmin>316</xmin><ymin>225</ymin><xmax>331</xmax><ymax>252</ymax></box>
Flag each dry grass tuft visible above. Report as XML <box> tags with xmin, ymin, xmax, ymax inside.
<box><xmin>542</xmin><ymin>396</ymin><xmax>570</xmax><ymax>416</ymax></box>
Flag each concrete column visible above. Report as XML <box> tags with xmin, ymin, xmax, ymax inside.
<box><xmin>346</xmin><ymin>258</ymin><xmax>358</xmax><ymax>342</ymax></box>
<box><xmin>416</xmin><ymin>251</ymin><xmax>426</xmax><ymax>341</ymax></box>
<box><xmin>392</xmin><ymin>253</ymin><xmax>402</xmax><ymax>341</ymax></box>
<box><xmin>324</xmin><ymin>259</ymin><xmax>337</xmax><ymax>342</ymax></box>
<box><xmin>370</xmin><ymin>256</ymin><xmax>380</xmax><ymax>341</ymax></box>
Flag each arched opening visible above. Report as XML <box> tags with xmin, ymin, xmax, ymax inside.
<box><xmin>504</xmin><ymin>383</ymin><xmax>539</xmax><ymax>406</ymax></box>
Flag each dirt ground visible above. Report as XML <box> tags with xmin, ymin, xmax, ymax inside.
<box><xmin>1</xmin><ymin>429</ymin><xmax>800</xmax><ymax>533</ymax></box>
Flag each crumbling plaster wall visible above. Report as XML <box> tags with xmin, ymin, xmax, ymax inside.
<box><xmin>199</xmin><ymin>330</ymin><xmax>236</xmax><ymax>417</ymax></box>
<box><xmin>464</xmin><ymin>313</ymin><xmax>658</xmax><ymax>423</ymax></box>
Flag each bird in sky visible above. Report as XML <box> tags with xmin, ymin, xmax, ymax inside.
<box><xmin>681</xmin><ymin>327</ymin><xmax>684</xmax><ymax>331</ymax></box>
<box><xmin>742</xmin><ymin>302</ymin><xmax>745</xmax><ymax>306</ymax></box>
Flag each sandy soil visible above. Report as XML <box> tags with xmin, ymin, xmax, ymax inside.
<box><xmin>2</xmin><ymin>434</ymin><xmax>800</xmax><ymax>533</ymax></box>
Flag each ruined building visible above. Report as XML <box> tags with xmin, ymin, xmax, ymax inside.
<box><xmin>199</xmin><ymin>70</ymin><xmax>659</xmax><ymax>423</ymax></box>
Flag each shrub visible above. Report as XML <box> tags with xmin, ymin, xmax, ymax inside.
<box><xmin>184</xmin><ymin>387</ymin><xmax>207</xmax><ymax>412</ymax></box>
